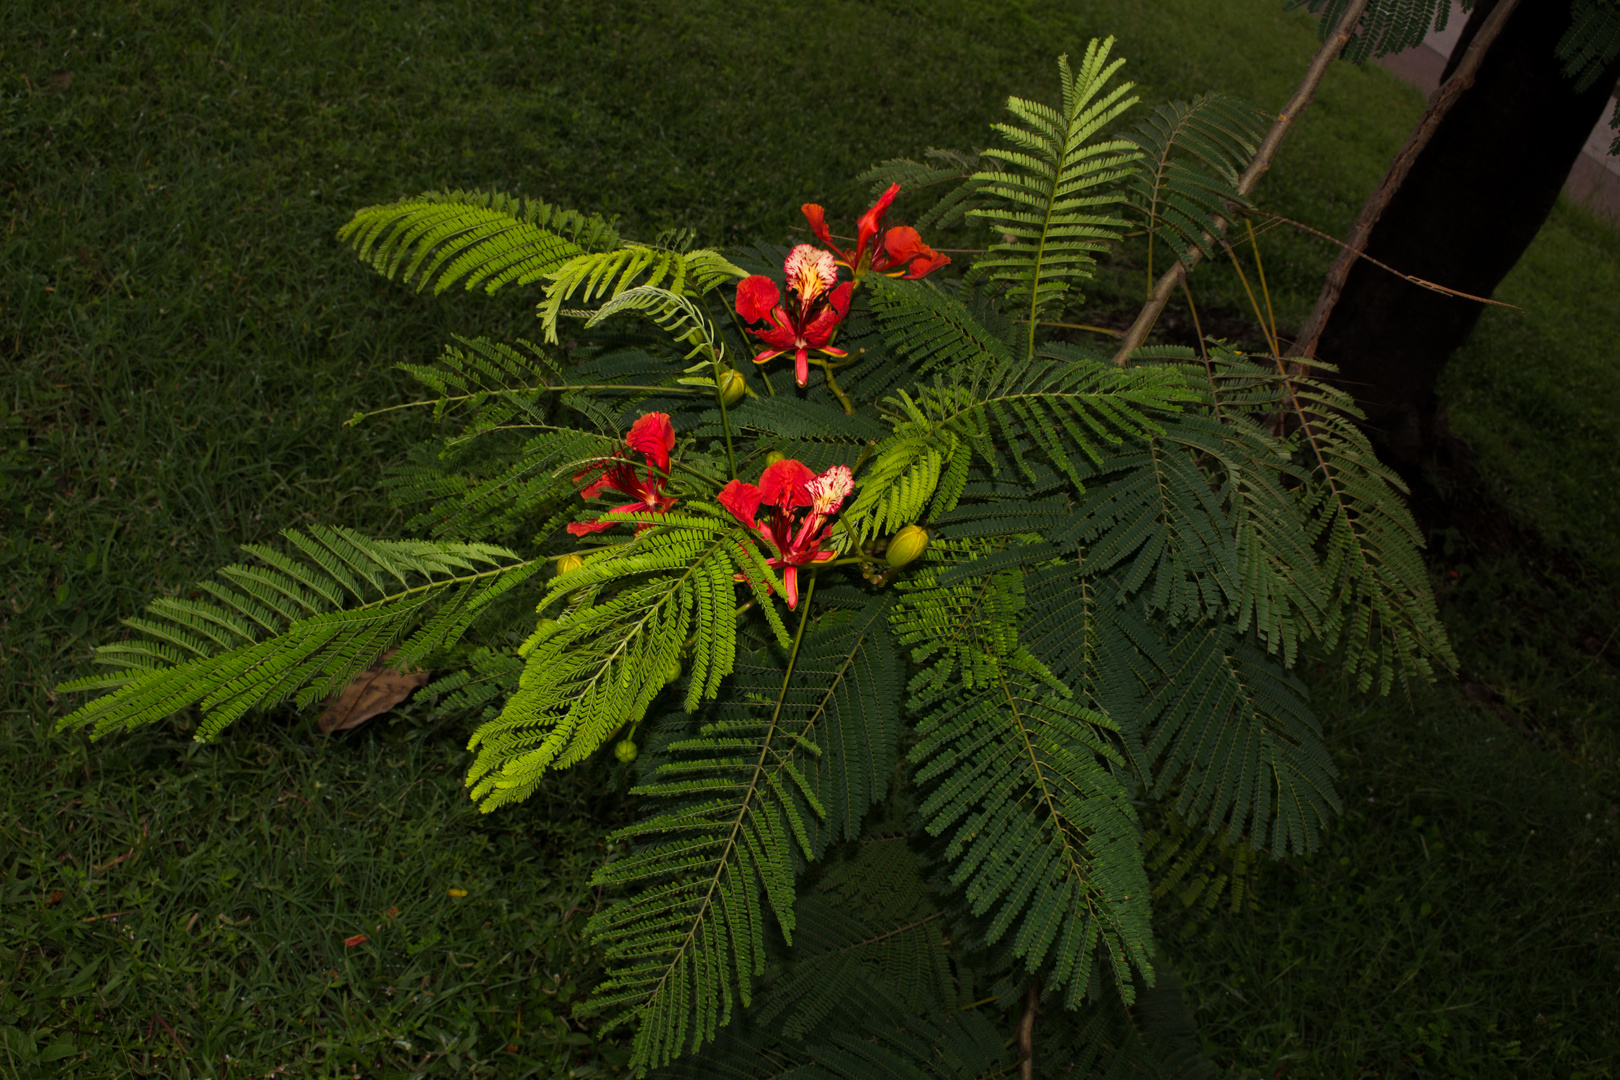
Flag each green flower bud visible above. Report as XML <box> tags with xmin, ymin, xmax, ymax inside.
<box><xmin>614</xmin><ymin>739</ymin><xmax>638</xmax><ymax>763</ymax></box>
<box><xmin>886</xmin><ymin>525</ymin><xmax>930</xmax><ymax>569</ymax></box>
<box><xmin>556</xmin><ymin>553</ymin><xmax>584</xmax><ymax>576</ymax></box>
<box><xmin>718</xmin><ymin>368</ymin><xmax>746</xmax><ymax>407</ymax></box>
<box><xmin>765</xmin><ymin>450</ymin><xmax>786</xmax><ymax>465</ymax></box>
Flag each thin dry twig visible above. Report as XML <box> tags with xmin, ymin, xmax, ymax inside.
<box><xmin>1111</xmin><ymin>0</ymin><xmax>1374</xmax><ymax>363</ymax></box>
<box><xmin>1288</xmin><ymin>0</ymin><xmax>1522</xmax><ymax>358</ymax></box>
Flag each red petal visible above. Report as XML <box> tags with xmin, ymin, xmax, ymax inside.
<box><xmin>882</xmin><ymin>226</ymin><xmax>925</xmax><ymax>263</ymax></box>
<box><xmin>781</xmin><ymin>565</ymin><xmax>800</xmax><ymax>610</ymax></box>
<box><xmin>854</xmin><ymin>183</ymin><xmax>900</xmax><ymax>266</ymax></box>
<box><xmin>747</xmin><ymin>316</ymin><xmax>799</xmax><ymax>350</ymax></box>
<box><xmin>798</xmin><ymin>282</ymin><xmax>853</xmax><ymax>347</ymax></box>
<box><xmin>801</xmin><ymin>203</ymin><xmax>836</xmax><ymax>252</ymax></box>
<box><xmin>627</xmin><ymin>412</ymin><xmax>675</xmax><ymax>474</ymax></box>
<box><xmin>795</xmin><ymin>348</ymin><xmax>809</xmax><ymax>387</ymax></box>
<box><xmin>580</xmin><ymin>461</ymin><xmax>639</xmax><ymax>501</ymax></box>
<box><xmin>735</xmin><ymin>275</ymin><xmax>782</xmax><ymax>323</ymax></box>
<box><xmin>902</xmin><ymin>252</ymin><xmax>951</xmax><ymax>279</ymax></box>
<box><xmin>759</xmin><ymin>458</ymin><xmax>816</xmax><ymax>508</ymax></box>
<box><xmin>567</xmin><ymin>519</ymin><xmax>615</xmax><ymax>536</ymax></box>
<box><xmin>716</xmin><ymin>479</ymin><xmax>763</xmax><ymax>528</ymax></box>
<box><xmin>751</xmin><ymin>347</ymin><xmax>787</xmax><ymax>365</ymax></box>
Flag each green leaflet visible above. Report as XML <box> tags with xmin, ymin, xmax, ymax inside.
<box><xmin>55</xmin><ymin>528</ymin><xmax>536</xmax><ymax>740</ymax></box>
<box><xmin>908</xmin><ymin>665</ymin><xmax>1152</xmax><ymax>1009</ymax></box>
<box><xmin>1022</xmin><ymin>564</ymin><xmax>1340</xmax><ymax>857</ymax></box>
<box><xmin>579</xmin><ymin>595</ymin><xmax>901</xmax><ymax>1071</ymax></box>
<box><xmin>465</xmin><ymin>510</ymin><xmax>787</xmax><ymax>811</ymax></box>
<box><xmin>847</xmin><ymin>352</ymin><xmax>1193</xmax><ymax>542</ymax></box>
<box><xmin>969</xmin><ymin>41</ymin><xmax>1143</xmax><ymax>352</ymax></box>
<box><xmin>1124</xmin><ymin>93</ymin><xmax>1268</xmax><ymax>277</ymax></box>
<box><xmin>540</xmin><ymin>245</ymin><xmax>745</xmax><ymax>344</ymax></box>
<box><xmin>337</xmin><ymin>188</ymin><xmax>618</xmax><ymax>294</ymax></box>
<box><xmin>892</xmin><ymin>545</ymin><xmax>1153</xmax><ymax>1006</ymax></box>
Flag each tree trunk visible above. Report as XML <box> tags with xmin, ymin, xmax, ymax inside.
<box><xmin>1300</xmin><ymin>0</ymin><xmax>1620</xmax><ymax>467</ymax></box>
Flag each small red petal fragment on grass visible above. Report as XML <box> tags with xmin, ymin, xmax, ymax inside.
<box><xmin>385</xmin><ymin>906</ymin><xmax>400</xmax><ymax>918</ymax></box>
<box><xmin>344</xmin><ymin>933</ymin><xmax>369</xmax><ymax>947</ymax></box>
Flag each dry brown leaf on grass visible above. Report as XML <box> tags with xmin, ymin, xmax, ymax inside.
<box><xmin>318</xmin><ymin>650</ymin><xmax>431</xmax><ymax>735</ymax></box>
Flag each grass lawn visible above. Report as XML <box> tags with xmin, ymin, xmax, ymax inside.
<box><xmin>3</xmin><ymin>1</ymin><xmax>1615</xmax><ymax>1077</ymax></box>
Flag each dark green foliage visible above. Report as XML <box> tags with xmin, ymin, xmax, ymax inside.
<box><xmin>1124</xmin><ymin>94</ymin><xmax>1269</xmax><ymax>276</ymax></box>
<box><xmin>1294</xmin><ymin>0</ymin><xmax>1466</xmax><ymax>62</ymax></box>
<box><xmin>1560</xmin><ymin>0</ymin><xmax>1620</xmax><ymax>91</ymax></box>
<box><xmin>970</xmin><ymin>42</ymin><xmax>1143</xmax><ymax>347</ymax></box>
<box><xmin>55</xmin><ymin>528</ymin><xmax>539</xmax><ymax>740</ymax></box>
<box><xmin>579</xmin><ymin>597</ymin><xmax>899</xmax><ymax>1070</ymax></box>
<box><xmin>49</xmin><ymin>43</ymin><xmax>1456</xmax><ymax>1080</ymax></box>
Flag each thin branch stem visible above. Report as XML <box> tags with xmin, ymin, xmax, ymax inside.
<box><xmin>1253</xmin><ymin>211</ymin><xmax>1517</xmax><ymax>308</ymax></box>
<box><xmin>1110</xmin><ymin>0</ymin><xmax>1372</xmax><ymax>364</ymax></box>
<box><xmin>1288</xmin><ymin>0</ymin><xmax>1521</xmax><ymax>359</ymax></box>
<box><xmin>1017</xmin><ymin>979</ymin><xmax>1040</xmax><ymax>1080</ymax></box>
<box><xmin>1245</xmin><ymin>217</ymin><xmax>1281</xmax><ymax>350</ymax></box>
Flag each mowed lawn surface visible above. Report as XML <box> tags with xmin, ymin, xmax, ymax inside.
<box><xmin>2</xmin><ymin>1</ymin><xmax>1616</xmax><ymax>1077</ymax></box>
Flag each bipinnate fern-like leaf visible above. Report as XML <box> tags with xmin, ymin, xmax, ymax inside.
<box><xmin>1123</xmin><ymin>94</ymin><xmax>1268</xmax><ymax>277</ymax></box>
<box><xmin>864</xmin><ymin>276</ymin><xmax>1014</xmax><ymax>376</ymax></box>
<box><xmin>970</xmin><ymin>41</ymin><xmax>1142</xmax><ymax>351</ymax></box>
<box><xmin>55</xmin><ymin>528</ymin><xmax>538</xmax><ymax>739</ymax></box>
<box><xmin>465</xmin><ymin>510</ymin><xmax>787</xmax><ymax>812</ymax></box>
<box><xmin>892</xmin><ymin>548</ymin><xmax>1154</xmax><ymax>1009</ymax></box>
<box><xmin>845</xmin><ymin>352</ymin><xmax>1194</xmax><ymax>541</ymax></box>
<box><xmin>578</xmin><ymin>597</ymin><xmax>901</xmax><ymax>1072</ymax></box>
<box><xmin>1272</xmin><ymin>362</ymin><xmax>1455</xmax><ymax>691</ymax></box>
<box><xmin>540</xmin><ymin>245</ymin><xmax>745</xmax><ymax>344</ymax></box>
<box><xmin>857</xmin><ymin>146</ymin><xmax>988</xmax><ymax>230</ymax></box>
<box><xmin>582</xmin><ymin>284</ymin><xmax>734</xmax><ymax>366</ymax></box>
<box><xmin>1296</xmin><ymin>0</ymin><xmax>1456</xmax><ymax>63</ymax></box>
<box><xmin>391</xmin><ymin>335</ymin><xmax>564</xmax><ymax>442</ymax></box>
<box><xmin>1021</xmin><ymin>563</ymin><xmax>1340</xmax><ymax>857</ymax></box>
<box><xmin>338</xmin><ymin>189</ymin><xmax>618</xmax><ymax>295</ymax></box>
<box><xmin>1560</xmin><ymin>0</ymin><xmax>1620</xmax><ymax>91</ymax></box>
<box><xmin>1060</xmin><ymin>427</ymin><xmax>1243</xmax><ymax>625</ymax></box>
<box><xmin>385</xmin><ymin>428</ymin><xmax>621</xmax><ymax>541</ymax></box>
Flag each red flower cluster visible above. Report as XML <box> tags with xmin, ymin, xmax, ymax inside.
<box><xmin>566</xmin><ymin>412</ymin><xmax>678</xmax><ymax>536</ymax></box>
<box><xmin>802</xmin><ymin>182</ymin><xmax>950</xmax><ymax>280</ymax></box>
<box><xmin>734</xmin><ymin>245</ymin><xmax>852</xmax><ymax>388</ymax></box>
<box><xmin>733</xmin><ymin>185</ymin><xmax>948</xmax><ymax>389</ymax></box>
<box><xmin>718</xmin><ymin>459</ymin><xmax>854</xmax><ymax>609</ymax></box>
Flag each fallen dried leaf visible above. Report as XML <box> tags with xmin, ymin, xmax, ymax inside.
<box><xmin>47</xmin><ymin>70</ymin><xmax>74</xmax><ymax>90</ymax></box>
<box><xmin>344</xmin><ymin>933</ymin><xmax>369</xmax><ymax>947</ymax></box>
<box><xmin>44</xmin><ymin>890</ymin><xmax>64</xmax><ymax>907</ymax></box>
<box><xmin>318</xmin><ymin>650</ymin><xmax>430</xmax><ymax>735</ymax></box>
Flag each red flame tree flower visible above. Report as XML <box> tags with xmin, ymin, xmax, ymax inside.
<box><xmin>565</xmin><ymin>412</ymin><xmax>679</xmax><ymax>536</ymax></box>
<box><xmin>716</xmin><ymin>459</ymin><xmax>854</xmax><ymax>609</ymax></box>
<box><xmin>733</xmin><ymin>245</ymin><xmax>854</xmax><ymax>388</ymax></box>
<box><xmin>802</xmin><ymin>182</ymin><xmax>951</xmax><ymax>280</ymax></box>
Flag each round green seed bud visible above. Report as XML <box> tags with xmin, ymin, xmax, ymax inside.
<box><xmin>718</xmin><ymin>368</ymin><xmax>746</xmax><ymax>407</ymax></box>
<box><xmin>765</xmin><ymin>450</ymin><xmax>786</xmax><ymax>465</ymax></box>
<box><xmin>886</xmin><ymin>525</ymin><xmax>930</xmax><ymax>569</ymax></box>
<box><xmin>556</xmin><ymin>553</ymin><xmax>584</xmax><ymax>576</ymax></box>
<box><xmin>664</xmin><ymin>659</ymin><xmax>682</xmax><ymax>683</ymax></box>
<box><xmin>614</xmin><ymin>739</ymin><xmax>638</xmax><ymax>763</ymax></box>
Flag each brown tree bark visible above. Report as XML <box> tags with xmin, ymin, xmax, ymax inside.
<box><xmin>1299</xmin><ymin>0</ymin><xmax>1620</xmax><ymax>467</ymax></box>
